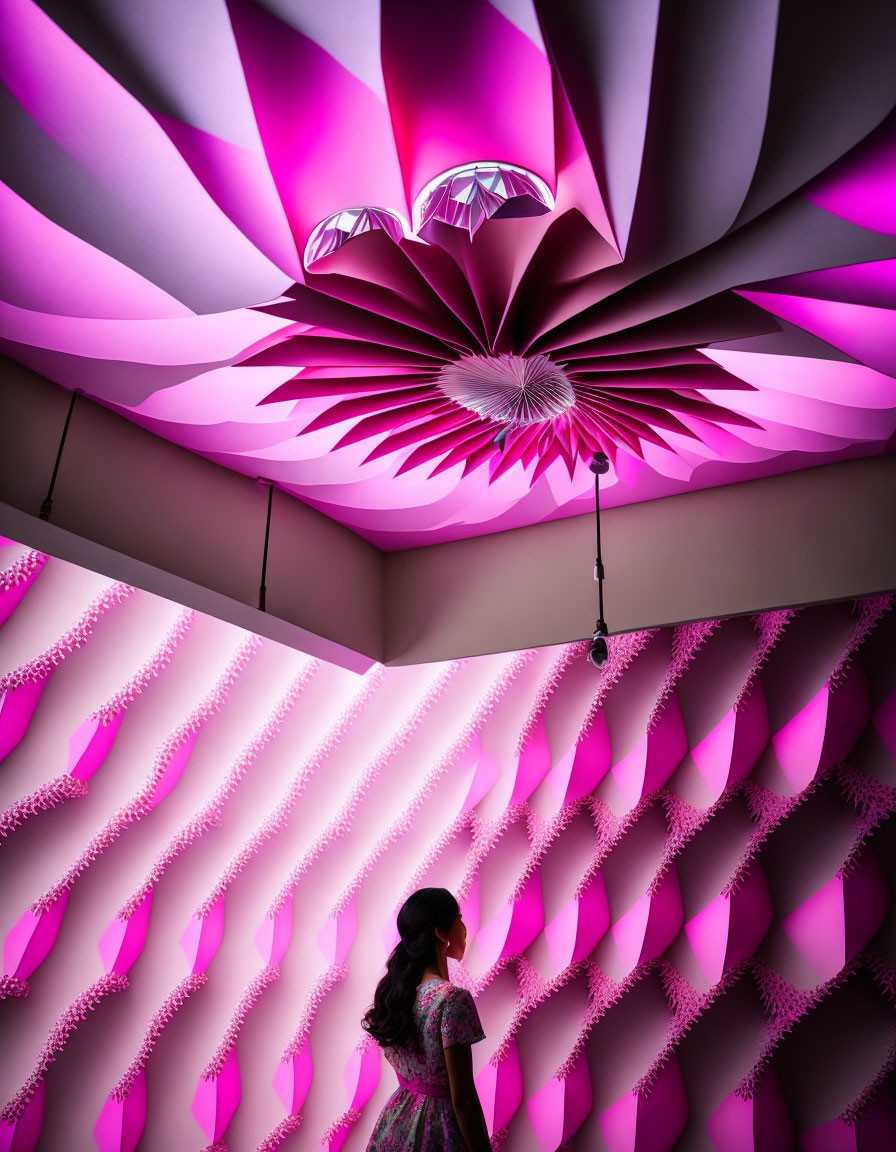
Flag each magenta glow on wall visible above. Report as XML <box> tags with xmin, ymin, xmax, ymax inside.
<box><xmin>1</xmin><ymin>535</ymin><xmax>895</xmax><ymax>1151</ymax></box>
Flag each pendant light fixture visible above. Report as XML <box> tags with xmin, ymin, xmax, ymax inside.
<box><xmin>588</xmin><ymin>452</ymin><xmax>610</xmax><ymax>668</ymax></box>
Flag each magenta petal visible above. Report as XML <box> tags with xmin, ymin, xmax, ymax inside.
<box><xmin>147</xmin><ymin>734</ymin><xmax>197</xmax><ymax>808</ymax></box>
<box><xmin>740</xmin><ymin>290</ymin><xmax>896</xmax><ymax>378</ymax></box>
<box><xmin>94</xmin><ymin>1072</ymin><xmax>147</xmax><ymax>1152</ymax></box>
<box><xmin>802</xmin><ymin>1090</ymin><xmax>896</xmax><ymax>1152</ymax></box>
<box><xmin>489</xmin><ymin>427</ymin><xmax>539</xmax><ymax>480</ymax></box>
<box><xmin>598</xmin><ymin>1059</ymin><xmax>687</xmax><ymax>1152</ymax></box>
<box><xmin>780</xmin><ymin>850</ymin><xmax>887</xmax><ymax>983</ymax></box>
<box><xmin>563</xmin><ymin>712</ymin><xmax>613</xmax><ymax>804</ymax></box>
<box><xmin>749</xmin><ymin>258</ymin><xmax>896</xmax><ymax>311</ymax></box>
<box><xmin>98</xmin><ymin>891</ymin><xmax>153</xmax><ymax>976</ymax></box>
<box><xmin>181</xmin><ymin>897</ymin><xmax>225</xmax><ymax>975</ymax></box>
<box><xmin>192</xmin><ymin>1047</ymin><xmax>240</xmax><ymax>1144</ymax></box>
<box><xmin>805</xmin><ymin>125</ymin><xmax>896</xmax><ymax>235</ymax></box>
<box><xmin>476</xmin><ymin>1042</ymin><xmax>523</xmax><ymax>1134</ymax></box>
<box><xmin>153</xmin><ymin>112</ymin><xmax>301</xmax><ymax>280</ymax></box>
<box><xmin>476</xmin><ymin>873</ymin><xmax>543</xmax><ymax>966</ymax></box>
<box><xmin>400</xmin><ymin>425</ymin><xmax>495</xmax><ymax>477</ymax></box>
<box><xmin>0</xmin><ymin>680</ymin><xmax>48</xmax><ymax>764</ymax></box>
<box><xmin>527</xmin><ymin>1054</ymin><xmax>592</xmax><ymax>1152</ymax></box>
<box><xmin>332</xmin><ymin>401</ymin><xmax>451</xmax><ymax>448</ymax></box>
<box><xmin>459</xmin><ymin>441</ymin><xmax>503</xmax><ymax>479</ymax></box>
<box><xmin>255</xmin><ymin>904</ymin><xmax>294</xmax><ymax>967</ymax></box>
<box><xmin>707</xmin><ymin>1069</ymin><xmax>792</xmax><ymax>1152</ymax></box>
<box><xmin>0</xmin><ymin>554</ymin><xmax>46</xmax><ymax>627</ymax></box>
<box><xmin>227</xmin><ymin>0</ymin><xmax>405</xmax><ymax>250</ymax></box>
<box><xmin>344</xmin><ymin>1042</ymin><xmax>380</xmax><ymax>1112</ymax></box>
<box><xmin>0</xmin><ymin>1081</ymin><xmax>45</xmax><ymax>1152</ymax></box>
<box><xmin>605</xmin><ymin>870</ymin><xmax>683</xmax><ymax>975</ymax></box>
<box><xmin>245</xmin><ymin>335</ymin><xmax>439</xmax><ymax>370</ymax></box>
<box><xmin>609</xmin><ymin>697</ymin><xmax>688</xmax><ymax>808</ymax></box>
<box><xmin>362</xmin><ymin>409</ymin><xmax>475</xmax><ymax>462</ymax></box>
<box><xmin>510</xmin><ymin>716</ymin><xmax>552</xmax><ymax>805</ymax></box>
<box><xmin>274</xmin><ymin>1044</ymin><xmax>313</xmax><ymax>1115</ymax></box>
<box><xmin>461</xmin><ymin>741</ymin><xmax>500</xmax><ymax>812</ymax></box>
<box><xmin>684</xmin><ymin>867</ymin><xmax>773</xmax><ymax>985</ymax></box>
<box><xmin>545</xmin><ymin>876</ymin><xmax>610</xmax><ymax>969</ymax></box>
<box><xmin>317</xmin><ymin>904</ymin><xmax>358</xmax><ymax>966</ymax></box>
<box><xmin>382</xmin><ymin>0</ymin><xmax>555</xmax><ymax>203</ymax></box>
<box><xmin>67</xmin><ymin>713</ymin><xmax>123</xmax><ymax>783</ymax></box>
<box><xmin>3</xmin><ymin>893</ymin><xmax>69</xmax><ymax>983</ymax></box>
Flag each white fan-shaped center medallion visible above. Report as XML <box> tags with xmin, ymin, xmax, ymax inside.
<box><xmin>437</xmin><ymin>353</ymin><xmax>575</xmax><ymax>425</ymax></box>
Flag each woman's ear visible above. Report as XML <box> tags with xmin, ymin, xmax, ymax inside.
<box><xmin>434</xmin><ymin>928</ymin><xmax>449</xmax><ymax>947</ymax></box>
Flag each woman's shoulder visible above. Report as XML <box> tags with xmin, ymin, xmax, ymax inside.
<box><xmin>420</xmin><ymin>979</ymin><xmax>474</xmax><ymax>1004</ymax></box>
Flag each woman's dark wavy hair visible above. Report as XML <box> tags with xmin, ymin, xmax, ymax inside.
<box><xmin>362</xmin><ymin>887</ymin><xmax>459</xmax><ymax>1049</ymax></box>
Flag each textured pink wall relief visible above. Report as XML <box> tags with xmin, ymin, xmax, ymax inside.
<box><xmin>0</xmin><ymin>546</ymin><xmax>895</xmax><ymax>1149</ymax></box>
<box><xmin>0</xmin><ymin>582</ymin><xmax>133</xmax><ymax>762</ymax></box>
<box><xmin>0</xmin><ymin>543</ymin><xmax>46</xmax><ymax>628</ymax></box>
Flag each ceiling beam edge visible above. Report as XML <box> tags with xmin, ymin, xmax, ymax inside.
<box><xmin>382</xmin><ymin>455</ymin><xmax>896</xmax><ymax>664</ymax></box>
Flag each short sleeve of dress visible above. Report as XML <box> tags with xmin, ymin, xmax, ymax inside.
<box><xmin>440</xmin><ymin>986</ymin><xmax>485</xmax><ymax>1049</ymax></box>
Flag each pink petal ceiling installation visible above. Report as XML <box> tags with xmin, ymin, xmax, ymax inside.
<box><xmin>1</xmin><ymin>0</ymin><xmax>895</xmax><ymax>546</ymax></box>
<box><xmin>1</xmin><ymin>540</ymin><xmax>896</xmax><ymax>1151</ymax></box>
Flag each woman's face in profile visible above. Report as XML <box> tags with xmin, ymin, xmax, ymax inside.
<box><xmin>445</xmin><ymin>911</ymin><xmax>467</xmax><ymax>961</ymax></box>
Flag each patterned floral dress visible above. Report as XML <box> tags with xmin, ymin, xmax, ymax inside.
<box><xmin>366</xmin><ymin>978</ymin><xmax>485</xmax><ymax>1150</ymax></box>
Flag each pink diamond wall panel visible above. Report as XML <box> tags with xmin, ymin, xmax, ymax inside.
<box><xmin>1</xmin><ymin>536</ymin><xmax>895</xmax><ymax>1151</ymax></box>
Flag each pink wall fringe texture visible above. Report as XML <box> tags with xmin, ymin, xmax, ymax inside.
<box><xmin>1</xmin><ymin>544</ymin><xmax>895</xmax><ymax>1151</ymax></box>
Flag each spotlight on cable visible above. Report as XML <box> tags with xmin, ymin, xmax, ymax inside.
<box><xmin>587</xmin><ymin>451</ymin><xmax>610</xmax><ymax>669</ymax></box>
<box><xmin>588</xmin><ymin>621</ymin><xmax>609</xmax><ymax>669</ymax></box>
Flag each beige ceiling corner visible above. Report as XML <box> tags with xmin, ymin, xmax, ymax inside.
<box><xmin>3</xmin><ymin>357</ymin><xmax>894</xmax><ymax>669</ymax></box>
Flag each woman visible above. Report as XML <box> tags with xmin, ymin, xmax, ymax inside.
<box><xmin>362</xmin><ymin>888</ymin><xmax>491</xmax><ymax>1151</ymax></box>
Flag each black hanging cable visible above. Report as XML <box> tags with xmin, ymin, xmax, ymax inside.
<box><xmin>588</xmin><ymin>452</ymin><xmax>610</xmax><ymax>667</ymax></box>
<box><xmin>590</xmin><ymin>452</ymin><xmax>609</xmax><ymax>635</ymax></box>
<box><xmin>258</xmin><ymin>479</ymin><xmax>274</xmax><ymax>612</ymax></box>
<box><xmin>593</xmin><ymin>462</ymin><xmax>606</xmax><ymax>634</ymax></box>
<box><xmin>39</xmin><ymin>389</ymin><xmax>80</xmax><ymax>521</ymax></box>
